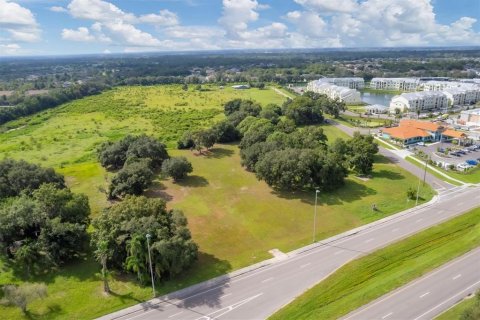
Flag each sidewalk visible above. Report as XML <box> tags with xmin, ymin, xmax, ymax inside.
<box><xmin>98</xmin><ymin>192</ymin><xmax>444</xmax><ymax>320</ymax></box>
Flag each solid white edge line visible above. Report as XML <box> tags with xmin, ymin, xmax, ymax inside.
<box><xmin>342</xmin><ymin>248</ymin><xmax>480</xmax><ymax>320</ymax></box>
<box><xmin>413</xmin><ymin>280</ymin><xmax>480</xmax><ymax>320</ymax></box>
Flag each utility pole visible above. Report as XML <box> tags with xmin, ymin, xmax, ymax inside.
<box><xmin>313</xmin><ymin>190</ymin><xmax>320</xmax><ymax>243</ymax></box>
<box><xmin>423</xmin><ymin>156</ymin><xmax>429</xmax><ymax>186</ymax></box>
<box><xmin>146</xmin><ymin>234</ymin><xmax>156</xmax><ymax>298</ymax></box>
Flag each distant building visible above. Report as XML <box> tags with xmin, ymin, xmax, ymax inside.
<box><xmin>319</xmin><ymin>77</ymin><xmax>365</xmax><ymax>89</ymax></box>
<box><xmin>389</xmin><ymin>91</ymin><xmax>448</xmax><ymax>113</ymax></box>
<box><xmin>232</xmin><ymin>85</ymin><xmax>250</xmax><ymax>90</ymax></box>
<box><xmin>458</xmin><ymin>108</ymin><xmax>480</xmax><ymax>126</ymax></box>
<box><xmin>382</xmin><ymin>119</ymin><xmax>443</xmax><ymax>145</ymax></box>
<box><xmin>306</xmin><ymin>80</ymin><xmax>362</xmax><ymax>104</ymax></box>
<box><xmin>365</xmin><ymin>104</ymin><xmax>389</xmax><ymax>114</ymax></box>
<box><xmin>370</xmin><ymin>78</ymin><xmax>419</xmax><ymax>91</ymax></box>
<box><xmin>423</xmin><ymin>81</ymin><xmax>480</xmax><ymax>106</ymax></box>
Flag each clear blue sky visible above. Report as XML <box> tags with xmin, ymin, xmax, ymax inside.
<box><xmin>0</xmin><ymin>0</ymin><xmax>479</xmax><ymax>56</ymax></box>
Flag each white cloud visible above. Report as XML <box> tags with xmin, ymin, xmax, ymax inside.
<box><xmin>50</xmin><ymin>6</ymin><xmax>67</xmax><ymax>13</ymax></box>
<box><xmin>165</xmin><ymin>25</ymin><xmax>225</xmax><ymax>39</ymax></box>
<box><xmin>285</xmin><ymin>11</ymin><xmax>327</xmax><ymax>38</ymax></box>
<box><xmin>139</xmin><ymin>10</ymin><xmax>179</xmax><ymax>26</ymax></box>
<box><xmin>0</xmin><ymin>43</ymin><xmax>21</xmax><ymax>55</ymax></box>
<box><xmin>218</xmin><ymin>0</ymin><xmax>261</xmax><ymax>38</ymax></box>
<box><xmin>68</xmin><ymin>0</ymin><xmax>136</xmax><ymax>23</ymax></box>
<box><xmin>62</xmin><ymin>27</ymin><xmax>96</xmax><ymax>42</ymax></box>
<box><xmin>293</xmin><ymin>0</ymin><xmax>480</xmax><ymax>47</ymax></box>
<box><xmin>0</xmin><ymin>0</ymin><xmax>41</xmax><ymax>42</ymax></box>
<box><xmin>294</xmin><ymin>0</ymin><xmax>359</xmax><ymax>13</ymax></box>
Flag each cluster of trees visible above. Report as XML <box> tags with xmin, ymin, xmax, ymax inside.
<box><xmin>97</xmin><ymin>135</ymin><xmax>169</xmax><ymax>199</ymax></box>
<box><xmin>92</xmin><ymin>196</ymin><xmax>198</xmax><ymax>291</ymax></box>
<box><xmin>0</xmin><ymin>160</ymin><xmax>90</xmax><ymax>272</ymax></box>
<box><xmin>98</xmin><ymin>135</ymin><xmax>194</xmax><ymax>197</ymax></box>
<box><xmin>177</xmin><ymin>98</ymin><xmax>377</xmax><ymax>191</ymax></box>
<box><xmin>0</xmin><ymin>82</ymin><xmax>108</xmax><ymax>125</ymax></box>
<box><xmin>239</xmin><ymin>121</ymin><xmax>377</xmax><ymax>191</ymax></box>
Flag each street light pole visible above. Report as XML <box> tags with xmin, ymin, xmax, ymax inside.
<box><xmin>313</xmin><ymin>189</ymin><xmax>320</xmax><ymax>243</ymax></box>
<box><xmin>146</xmin><ymin>234</ymin><xmax>156</xmax><ymax>298</ymax></box>
<box><xmin>422</xmin><ymin>156</ymin><xmax>429</xmax><ymax>186</ymax></box>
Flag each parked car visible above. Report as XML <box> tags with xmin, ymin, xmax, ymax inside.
<box><xmin>466</xmin><ymin>160</ymin><xmax>479</xmax><ymax>166</ymax></box>
<box><xmin>417</xmin><ymin>142</ymin><xmax>425</xmax><ymax>146</ymax></box>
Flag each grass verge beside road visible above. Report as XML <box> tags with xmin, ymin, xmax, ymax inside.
<box><xmin>435</xmin><ymin>291</ymin><xmax>479</xmax><ymax>320</ymax></box>
<box><xmin>270</xmin><ymin>207</ymin><xmax>480</xmax><ymax>320</ymax></box>
<box><xmin>405</xmin><ymin>156</ymin><xmax>469</xmax><ymax>186</ymax></box>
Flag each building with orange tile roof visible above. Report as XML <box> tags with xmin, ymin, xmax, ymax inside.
<box><xmin>382</xmin><ymin>119</ymin><xmax>457</xmax><ymax>145</ymax></box>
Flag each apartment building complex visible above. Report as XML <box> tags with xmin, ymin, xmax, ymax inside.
<box><xmin>370</xmin><ymin>78</ymin><xmax>419</xmax><ymax>91</ymax></box>
<box><xmin>306</xmin><ymin>80</ymin><xmax>362</xmax><ymax>104</ymax></box>
<box><xmin>389</xmin><ymin>91</ymin><xmax>448</xmax><ymax>113</ymax></box>
<box><xmin>319</xmin><ymin>77</ymin><xmax>365</xmax><ymax>89</ymax></box>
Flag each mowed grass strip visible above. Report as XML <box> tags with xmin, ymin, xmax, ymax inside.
<box><xmin>435</xmin><ymin>291</ymin><xmax>479</xmax><ymax>320</ymax></box>
<box><xmin>405</xmin><ymin>156</ymin><xmax>465</xmax><ymax>186</ymax></box>
<box><xmin>270</xmin><ymin>207</ymin><xmax>480</xmax><ymax>320</ymax></box>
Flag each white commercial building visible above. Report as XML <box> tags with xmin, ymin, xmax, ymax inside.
<box><xmin>319</xmin><ymin>77</ymin><xmax>365</xmax><ymax>89</ymax></box>
<box><xmin>307</xmin><ymin>80</ymin><xmax>362</xmax><ymax>104</ymax></box>
<box><xmin>370</xmin><ymin>78</ymin><xmax>419</xmax><ymax>91</ymax></box>
<box><xmin>389</xmin><ymin>91</ymin><xmax>448</xmax><ymax>113</ymax></box>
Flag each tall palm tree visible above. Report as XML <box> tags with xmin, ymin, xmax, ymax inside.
<box><xmin>95</xmin><ymin>240</ymin><xmax>111</xmax><ymax>294</ymax></box>
<box><xmin>126</xmin><ymin>234</ymin><xmax>147</xmax><ymax>284</ymax></box>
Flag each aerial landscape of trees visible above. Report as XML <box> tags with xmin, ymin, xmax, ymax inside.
<box><xmin>97</xmin><ymin>135</ymin><xmax>171</xmax><ymax>199</ymax></box>
<box><xmin>176</xmin><ymin>97</ymin><xmax>378</xmax><ymax>192</ymax></box>
<box><xmin>92</xmin><ymin>196</ymin><xmax>198</xmax><ymax>286</ymax></box>
<box><xmin>0</xmin><ymin>160</ymin><xmax>90</xmax><ymax>272</ymax></box>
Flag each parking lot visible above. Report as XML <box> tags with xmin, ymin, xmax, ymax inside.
<box><xmin>415</xmin><ymin>141</ymin><xmax>480</xmax><ymax>168</ymax></box>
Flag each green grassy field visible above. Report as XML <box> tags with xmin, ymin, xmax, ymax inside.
<box><xmin>270</xmin><ymin>207</ymin><xmax>480</xmax><ymax>320</ymax></box>
<box><xmin>436</xmin><ymin>291</ymin><xmax>479</xmax><ymax>320</ymax></box>
<box><xmin>0</xmin><ymin>84</ymin><xmax>434</xmax><ymax>319</ymax></box>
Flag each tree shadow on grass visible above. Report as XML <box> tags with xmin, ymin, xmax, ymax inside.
<box><xmin>175</xmin><ymin>175</ymin><xmax>209</xmax><ymax>188</ymax></box>
<box><xmin>374</xmin><ymin>154</ymin><xmax>394</xmax><ymax>164</ymax></box>
<box><xmin>204</xmin><ymin>147</ymin><xmax>235</xmax><ymax>159</ymax></box>
<box><xmin>6</xmin><ymin>253</ymin><xmax>98</xmax><ymax>284</ymax></box>
<box><xmin>271</xmin><ymin>179</ymin><xmax>377</xmax><ymax>206</ymax></box>
<box><xmin>25</xmin><ymin>304</ymin><xmax>63</xmax><ymax>320</ymax></box>
<box><xmin>171</xmin><ymin>252</ymin><xmax>232</xmax><ymax>310</ymax></box>
<box><xmin>128</xmin><ymin>252</ymin><xmax>232</xmax><ymax>313</ymax></box>
<box><xmin>373</xmin><ymin>170</ymin><xmax>405</xmax><ymax>180</ymax></box>
<box><xmin>144</xmin><ymin>181</ymin><xmax>173</xmax><ymax>201</ymax></box>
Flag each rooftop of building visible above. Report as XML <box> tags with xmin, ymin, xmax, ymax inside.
<box><xmin>442</xmin><ymin>129</ymin><xmax>467</xmax><ymax>139</ymax></box>
<box><xmin>371</xmin><ymin>77</ymin><xmax>419</xmax><ymax>82</ymax></box>
<box><xmin>382</xmin><ymin>126</ymin><xmax>430</xmax><ymax>140</ymax></box>
<box><xmin>397</xmin><ymin>91</ymin><xmax>446</xmax><ymax>100</ymax></box>
<box><xmin>400</xmin><ymin>119</ymin><xmax>442</xmax><ymax>132</ymax></box>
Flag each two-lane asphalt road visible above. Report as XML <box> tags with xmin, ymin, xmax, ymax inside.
<box><xmin>99</xmin><ymin>185</ymin><xmax>480</xmax><ymax>320</ymax></box>
<box><xmin>343</xmin><ymin>248</ymin><xmax>480</xmax><ymax>320</ymax></box>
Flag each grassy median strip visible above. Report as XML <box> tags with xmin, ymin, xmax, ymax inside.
<box><xmin>270</xmin><ymin>207</ymin><xmax>480</xmax><ymax>320</ymax></box>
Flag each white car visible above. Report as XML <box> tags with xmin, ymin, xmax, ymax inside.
<box><xmin>417</xmin><ymin>142</ymin><xmax>425</xmax><ymax>146</ymax></box>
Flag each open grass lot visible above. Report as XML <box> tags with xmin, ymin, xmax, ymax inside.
<box><xmin>270</xmin><ymin>207</ymin><xmax>480</xmax><ymax>320</ymax></box>
<box><xmin>435</xmin><ymin>292</ymin><xmax>478</xmax><ymax>320</ymax></box>
<box><xmin>0</xmin><ymin>84</ymin><xmax>434</xmax><ymax>319</ymax></box>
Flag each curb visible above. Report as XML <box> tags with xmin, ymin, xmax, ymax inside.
<box><xmin>98</xmin><ymin>192</ymin><xmax>448</xmax><ymax>320</ymax></box>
